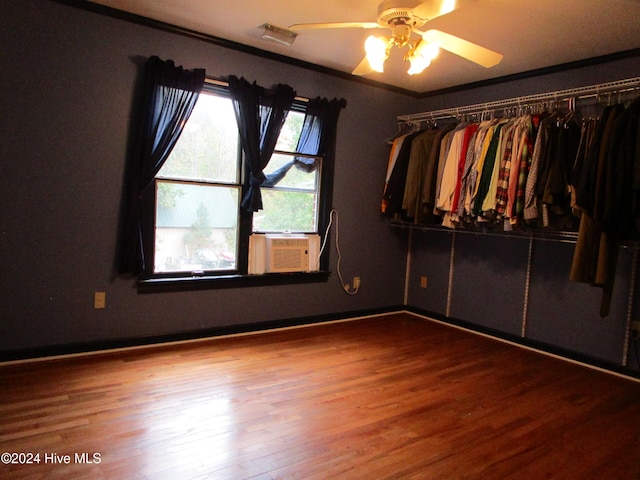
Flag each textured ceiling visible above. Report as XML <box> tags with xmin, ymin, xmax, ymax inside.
<box><xmin>88</xmin><ymin>0</ymin><xmax>640</xmax><ymax>94</ymax></box>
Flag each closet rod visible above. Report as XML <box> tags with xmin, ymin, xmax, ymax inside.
<box><xmin>397</xmin><ymin>76</ymin><xmax>640</xmax><ymax>124</ymax></box>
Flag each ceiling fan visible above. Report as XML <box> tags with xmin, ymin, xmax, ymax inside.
<box><xmin>289</xmin><ymin>0</ymin><xmax>503</xmax><ymax>76</ymax></box>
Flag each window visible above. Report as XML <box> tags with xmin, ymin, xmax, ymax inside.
<box><xmin>148</xmin><ymin>83</ymin><xmax>326</xmax><ymax>282</ymax></box>
<box><xmin>153</xmin><ymin>91</ymin><xmax>241</xmax><ymax>274</ymax></box>
<box><xmin>252</xmin><ymin>110</ymin><xmax>321</xmax><ymax>234</ymax></box>
<box><xmin>120</xmin><ymin>58</ymin><xmax>345</xmax><ymax>286</ymax></box>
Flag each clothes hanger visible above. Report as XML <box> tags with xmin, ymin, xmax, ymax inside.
<box><xmin>384</xmin><ymin>121</ymin><xmax>414</xmax><ymax>144</ymax></box>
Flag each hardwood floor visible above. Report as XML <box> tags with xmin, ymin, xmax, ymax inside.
<box><xmin>1</xmin><ymin>312</ymin><xmax>639</xmax><ymax>479</ymax></box>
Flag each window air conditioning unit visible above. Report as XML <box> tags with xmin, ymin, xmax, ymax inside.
<box><xmin>248</xmin><ymin>234</ymin><xmax>321</xmax><ymax>274</ymax></box>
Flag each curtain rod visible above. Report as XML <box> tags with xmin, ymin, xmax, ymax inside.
<box><xmin>205</xmin><ymin>77</ymin><xmax>309</xmax><ymax>102</ymax></box>
<box><xmin>397</xmin><ymin>76</ymin><xmax>640</xmax><ymax>124</ymax></box>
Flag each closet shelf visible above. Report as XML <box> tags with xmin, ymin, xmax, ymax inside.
<box><xmin>397</xmin><ymin>77</ymin><xmax>640</xmax><ymax>124</ymax></box>
<box><xmin>390</xmin><ymin>220</ymin><xmax>580</xmax><ymax>244</ymax></box>
<box><xmin>390</xmin><ymin>221</ymin><xmax>640</xmax><ymax>250</ymax></box>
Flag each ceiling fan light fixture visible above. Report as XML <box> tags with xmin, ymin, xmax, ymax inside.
<box><xmin>417</xmin><ymin>40</ymin><xmax>440</xmax><ymax>60</ymax></box>
<box><xmin>364</xmin><ymin>35</ymin><xmax>390</xmax><ymax>72</ymax></box>
<box><xmin>406</xmin><ymin>39</ymin><xmax>439</xmax><ymax>75</ymax></box>
<box><xmin>407</xmin><ymin>56</ymin><xmax>431</xmax><ymax>75</ymax></box>
<box><xmin>390</xmin><ymin>23</ymin><xmax>413</xmax><ymax>47</ymax></box>
<box><xmin>439</xmin><ymin>0</ymin><xmax>458</xmax><ymax>16</ymax></box>
<box><xmin>289</xmin><ymin>0</ymin><xmax>503</xmax><ymax>77</ymax></box>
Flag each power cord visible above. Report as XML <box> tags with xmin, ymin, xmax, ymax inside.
<box><xmin>317</xmin><ymin>209</ymin><xmax>360</xmax><ymax>295</ymax></box>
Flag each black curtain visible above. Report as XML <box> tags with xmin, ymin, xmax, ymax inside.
<box><xmin>120</xmin><ymin>56</ymin><xmax>205</xmax><ymax>274</ymax></box>
<box><xmin>228</xmin><ymin>76</ymin><xmax>296</xmax><ymax>212</ymax></box>
<box><xmin>297</xmin><ymin>97</ymin><xmax>346</xmax><ymax>164</ymax></box>
<box><xmin>262</xmin><ymin>96</ymin><xmax>347</xmax><ymax>186</ymax></box>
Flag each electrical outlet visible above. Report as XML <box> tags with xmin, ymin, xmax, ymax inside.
<box><xmin>353</xmin><ymin>277</ymin><xmax>361</xmax><ymax>289</ymax></box>
<box><xmin>94</xmin><ymin>291</ymin><xmax>106</xmax><ymax>309</ymax></box>
<box><xmin>420</xmin><ymin>276</ymin><xmax>428</xmax><ymax>288</ymax></box>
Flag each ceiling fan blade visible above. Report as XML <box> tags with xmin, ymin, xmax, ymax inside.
<box><xmin>289</xmin><ymin>22</ymin><xmax>379</xmax><ymax>31</ymax></box>
<box><xmin>420</xmin><ymin>29</ymin><xmax>503</xmax><ymax>67</ymax></box>
<box><xmin>352</xmin><ymin>56</ymin><xmax>374</xmax><ymax>76</ymax></box>
<box><xmin>412</xmin><ymin>0</ymin><xmax>478</xmax><ymax>22</ymax></box>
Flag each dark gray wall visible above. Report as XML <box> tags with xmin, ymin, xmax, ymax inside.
<box><xmin>0</xmin><ymin>0</ymin><xmax>412</xmax><ymax>353</ymax></box>
<box><xmin>407</xmin><ymin>230</ymin><xmax>635</xmax><ymax>367</ymax></box>
<box><xmin>405</xmin><ymin>56</ymin><xmax>640</xmax><ymax>370</ymax></box>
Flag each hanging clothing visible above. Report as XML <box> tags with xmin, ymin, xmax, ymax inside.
<box><xmin>452</xmin><ymin>126</ymin><xmax>481</xmax><ymax>222</ymax></box>
<box><xmin>436</xmin><ymin>124</ymin><xmax>469</xmax><ymax>213</ymax></box>
<box><xmin>450</xmin><ymin>124</ymin><xmax>479</xmax><ymax>215</ymax></box>
<box><xmin>382</xmin><ymin>131</ymin><xmax>422</xmax><ymax>219</ymax></box>
<box><xmin>570</xmin><ymin>103</ymin><xmax>631</xmax><ymax>317</ymax></box>
<box><xmin>539</xmin><ymin>113</ymin><xmax>582</xmax><ymax>229</ymax></box>
<box><xmin>508</xmin><ymin>115</ymin><xmax>535</xmax><ymax>224</ymax></box>
<box><xmin>385</xmin><ymin>89</ymin><xmax>640</xmax><ymax>318</ymax></box>
<box><xmin>606</xmin><ymin>98</ymin><xmax>640</xmax><ymax>236</ymax></box>
<box><xmin>420</xmin><ymin>124</ymin><xmax>456</xmax><ymax>223</ymax></box>
<box><xmin>381</xmin><ymin>134</ymin><xmax>407</xmax><ymax>214</ymax></box>
<box><xmin>495</xmin><ymin>119</ymin><xmax>519</xmax><ymax>216</ymax></box>
<box><xmin>465</xmin><ymin>120</ymin><xmax>497</xmax><ymax>218</ymax></box>
<box><xmin>570</xmin><ymin>117</ymin><xmax>597</xmax><ymax>213</ymax></box>
<box><xmin>402</xmin><ymin>128</ymin><xmax>440</xmax><ymax>221</ymax></box>
<box><xmin>524</xmin><ymin>112</ymin><xmax>559</xmax><ymax>223</ymax></box>
<box><xmin>597</xmin><ymin>100</ymin><xmax>640</xmax><ymax>316</ymax></box>
<box><xmin>473</xmin><ymin>121</ymin><xmax>507</xmax><ymax>217</ymax></box>
<box><xmin>433</xmin><ymin>124</ymin><xmax>464</xmax><ymax>213</ymax></box>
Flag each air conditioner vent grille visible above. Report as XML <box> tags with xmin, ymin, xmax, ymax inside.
<box><xmin>272</xmin><ymin>248</ymin><xmax>307</xmax><ymax>270</ymax></box>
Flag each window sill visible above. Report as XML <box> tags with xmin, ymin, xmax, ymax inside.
<box><xmin>137</xmin><ymin>271</ymin><xmax>331</xmax><ymax>293</ymax></box>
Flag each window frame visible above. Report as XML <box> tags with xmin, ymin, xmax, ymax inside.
<box><xmin>253</xmin><ymin>150</ymin><xmax>322</xmax><ymax>234</ymax></box>
<box><xmin>137</xmin><ymin>79</ymin><xmax>333</xmax><ymax>290</ymax></box>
